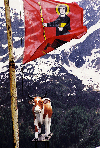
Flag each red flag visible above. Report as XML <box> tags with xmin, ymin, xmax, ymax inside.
<box><xmin>23</xmin><ymin>0</ymin><xmax>87</xmax><ymax>64</ymax></box>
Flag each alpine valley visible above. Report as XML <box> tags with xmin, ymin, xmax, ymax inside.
<box><xmin>0</xmin><ymin>0</ymin><xmax>100</xmax><ymax>148</ymax></box>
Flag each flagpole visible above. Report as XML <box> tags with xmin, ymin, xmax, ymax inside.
<box><xmin>4</xmin><ymin>0</ymin><xmax>19</xmax><ymax>148</ymax></box>
<box><xmin>38</xmin><ymin>2</ymin><xmax>46</xmax><ymax>41</ymax></box>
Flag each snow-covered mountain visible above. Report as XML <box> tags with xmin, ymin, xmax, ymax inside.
<box><xmin>0</xmin><ymin>0</ymin><xmax>100</xmax><ymax>91</ymax></box>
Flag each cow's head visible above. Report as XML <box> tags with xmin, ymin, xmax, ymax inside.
<box><xmin>34</xmin><ymin>97</ymin><xmax>45</xmax><ymax>113</ymax></box>
<box><xmin>29</xmin><ymin>96</ymin><xmax>49</xmax><ymax>114</ymax></box>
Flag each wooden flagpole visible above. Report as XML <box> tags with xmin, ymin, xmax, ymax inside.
<box><xmin>4</xmin><ymin>0</ymin><xmax>19</xmax><ymax>147</ymax></box>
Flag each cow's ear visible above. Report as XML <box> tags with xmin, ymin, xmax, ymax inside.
<box><xmin>28</xmin><ymin>100</ymin><xmax>34</xmax><ymax>104</ymax></box>
<box><xmin>43</xmin><ymin>99</ymin><xmax>48</xmax><ymax>104</ymax></box>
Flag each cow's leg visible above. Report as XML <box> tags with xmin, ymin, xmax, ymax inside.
<box><xmin>45</xmin><ymin>115</ymin><xmax>49</xmax><ymax>138</ymax></box>
<box><xmin>38</xmin><ymin>123</ymin><xmax>41</xmax><ymax>136</ymax></box>
<box><xmin>35</xmin><ymin>125</ymin><xmax>38</xmax><ymax>139</ymax></box>
<box><xmin>48</xmin><ymin>118</ymin><xmax>51</xmax><ymax>136</ymax></box>
<box><xmin>34</xmin><ymin>119</ymin><xmax>39</xmax><ymax>139</ymax></box>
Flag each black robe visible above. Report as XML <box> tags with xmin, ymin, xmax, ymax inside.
<box><xmin>47</xmin><ymin>15</ymin><xmax>71</xmax><ymax>36</ymax></box>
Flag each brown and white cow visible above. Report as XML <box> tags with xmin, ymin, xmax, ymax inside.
<box><xmin>29</xmin><ymin>96</ymin><xmax>53</xmax><ymax>140</ymax></box>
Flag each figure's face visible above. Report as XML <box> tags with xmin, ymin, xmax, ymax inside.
<box><xmin>60</xmin><ymin>6</ymin><xmax>66</xmax><ymax>15</ymax></box>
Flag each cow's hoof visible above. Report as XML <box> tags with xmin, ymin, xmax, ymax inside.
<box><xmin>45</xmin><ymin>136</ymin><xmax>49</xmax><ymax>140</ymax></box>
<box><xmin>34</xmin><ymin>138</ymin><xmax>38</xmax><ymax>141</ymax></box>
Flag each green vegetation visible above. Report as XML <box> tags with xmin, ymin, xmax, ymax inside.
<box><xmin>0</xmin><ymin>74</ymin><xmax>100</xmax><ymax>148</ymax></box>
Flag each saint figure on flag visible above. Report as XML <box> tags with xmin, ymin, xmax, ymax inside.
<box><xmin>23</xmin><ymin>0</ymin><xmax>87</xmax><ymax>64</ymax></box>
<box><xmin>43</xmin><ymin>4</ymin><xmax>71</xmax><ymax>36</ymax></box>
